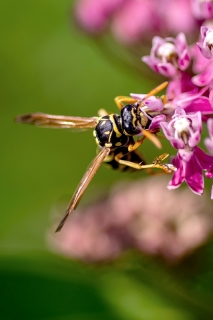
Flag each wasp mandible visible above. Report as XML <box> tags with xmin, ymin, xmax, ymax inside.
<box><xmin>15</xmin><ymin>82</ymin><xmax>176</xmax><ymax>232</ymax></box>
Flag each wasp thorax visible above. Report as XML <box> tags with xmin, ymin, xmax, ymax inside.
<box><xmin>121</xmin><ymin>104</ymin><xmax>144</xmax><ymax>135</ymax></box>
<box><xmin>94</xmin><ymin>114</ymin><xmax>129</xmax><ymax>148</ymax></box>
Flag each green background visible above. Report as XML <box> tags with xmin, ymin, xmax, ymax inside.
<box><xmin>1</xmin><ymin>1</ymin><xmax>213</xmax><ymax>319</ymax></box>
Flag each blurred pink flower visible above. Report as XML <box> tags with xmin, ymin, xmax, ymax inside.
<box><xmin>191</xmin><ymin>0</ymin><xmax>213</xmax><ymax>20</ymax></box>
<box><xmin>75</xmin><ymin>0</ymin><xmax>126</xmax><ymax>33</ymax></box>
<box><xmin>74</xmin><ymin>0</ymin><xmax>199</xmax><ymax>44</ymax></box>
<box><xmin>48</xmin><ymin>200</ymin><xmax>130</xmax><ymax>262</ymax></box>
<box><xmin>48</xmin><ymin>177</ymin><xmax>213</xmax><ymax>263</ymax></box>
<box><xmin>114</xmin><ymin>178</ymin><xmax>213</xmax><ymax>262</ymax></box>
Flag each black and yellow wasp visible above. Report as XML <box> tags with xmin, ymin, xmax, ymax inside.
<box><xmin>15</xmin><ymin>82</ymin><xmax>176</xmax><ymax>232</ymax></box>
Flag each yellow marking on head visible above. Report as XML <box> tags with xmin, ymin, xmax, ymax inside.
<box><xmin>139</xmin><ymin>111</ymin><xmax>149</xmax><ymax>128</ymax></box>
<box><xmin>104</xmin><ymin>131</ymin><xmax>110</xmax><ymax>135</ymax></box>
<box><xmin>93</xmin><ymin>130</ymin><xmax>96</xmax><ymax>137</ymax></box>
<box><xmin>131</xmin><ymin>108</ymin><xmax>137</xmax><ymax>127</ymax></box>
<box><xmin>115</xmin><ymin>142</ymin><xmax>122</xmax><ymax>147</ymax></box>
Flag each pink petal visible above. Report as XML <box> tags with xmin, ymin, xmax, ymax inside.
<box><xmin>204</xmin><ymin>137</ymin><xmax>213</xmax><ymax>154</ymax></box>
<box><xmin>185</xmin><ymin>154</ymin><xmax>204</xmax><ymax>195</ymax></box>
<box><xmin>192</xmin><ymin>64</ymin><xmax>213</xmax><ymax>86</ymax></box>
<box><xmin>183</xmin><ymin>97</ymin><xmax>213</xmax><ymax>115</ymax></box>
<box><xmin>176</xmin><ymin>33</ymin><xmax>188</xmax><ymax>51</ymax></box>
<box><xmin>197</xmin><ymin>43</ymin><xmax>212</xmax><ymax>59</ymax></box>
<box><xmin>157</xmin><ymin>63</ymin><xmax>177</xmax><ymax>77</ymax></box>
<box><xmin>207</xmin><ymin>118</ymin><xmax>213</xmax><ymax>139</ymax></box>
<box><xmin>142</xmin><ymin>56</ymin><xmax>159</xmax><ymax>73</ymax></box>
<box><xmin>178</xmin><ymin>50</ymin><xmax>190</xmax><ymax>70</ymax></box>
<box><xmin>160</xmin><ymin>122</ymin><xmax>172</xmax><ymax>139</ymax></box>
<box><xmin>144</xmin><ymin>96</ymin><xmax>164</xmax><ymax>111</ymax></box>
<box><xmin>188</xmin><ymin>131</ymin><xmax>201</xmax><ymax>148</ymax></box>
<box><xmin>194</xmin><ymin>146</ymin><xmax>213</xmax><ymax>170</ymax></box>
<box><xmin>149</xmin><ymin>115</ymin><xmax>166</xmax><ymax>131</ymax></box>
<box><xmin>201</xmin><ymin>26</ymin><xmax>209</xmax><ymax>41</ymax></box>
<box><xmin>167</xmin><ymin>154</ymin><xmax>185</xmax><ymax>189</ymax></box>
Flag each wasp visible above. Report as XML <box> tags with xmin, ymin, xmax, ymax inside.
<box><xmin>15</xmin><ymin>82</ymin><xmax>176</xmax><ymax>232</ymax></box>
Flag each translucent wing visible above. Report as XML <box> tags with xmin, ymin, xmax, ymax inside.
<box><xmin>15</xmin><ymin>112</ymin><xmax>98</xmax><ymax>129</ymax></box>
<box><xmin>55</xmin><ymin>147</ymin><xmax>110</xmax><ymax>232</ymax></box>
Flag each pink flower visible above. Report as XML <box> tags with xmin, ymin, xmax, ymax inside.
<box><xmin>142</xmin><ymin>33</ymin><xmax>191</xmax><ymax>77</ymax></box>
<box><xmin>160</xmin><ymin>107</ymin><xmax>213</xmax><ymax>194</ymax></box>
<box><xmin>161</xmin><ymin>107</ymin><xmax>202</xmax><ymax>149</ymax></box>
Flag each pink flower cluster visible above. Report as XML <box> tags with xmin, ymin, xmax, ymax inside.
<box><xmin>138</xmin><ymin>23</ymin><xmax>213</xmax><ymax>198</ymax></box>
<box><xmin>48</xmin><ymin>177</ymin><xmax>213</xmax><ymax>263</ymax></box>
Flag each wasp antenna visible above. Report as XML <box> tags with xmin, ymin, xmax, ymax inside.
<box><xmin>145</xmin><ymin>81</ymin><xmax>168</xmax><ymax>100</ymax></box>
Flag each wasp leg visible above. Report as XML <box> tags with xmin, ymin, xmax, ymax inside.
<box><xmin>114</xmin><ymin>96</ymin><xmax>138</xmax><ymax>110</ymax></box>
<box><xmin>115</xmin><ymin>152</ymin><xmax>176</xmax><ymax>174</ymax></box>
<box><xmin>128</xmin><ymin>129</ymin><xmax>161</xmax><ymax>151</ymax></box>
<box><xmin>128</xmin><ymin>137</ymin><xmax>146</xmax><ymax>152</ymax></box>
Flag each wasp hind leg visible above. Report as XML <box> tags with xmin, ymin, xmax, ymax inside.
<box><xmin>115</xmin><ymin>152</ymin><xmax>176</xmax><ymax>174</ymax></box>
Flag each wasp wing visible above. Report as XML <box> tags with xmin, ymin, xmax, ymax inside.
<box><xmin>15</xmin><ymin>113</ymin><xmax>98</xmax><ymax>129</ymax></box>
<box><xmin>55</xmin><ymin>147</ymin><xmax>110</xmax><ymax>232</ymax></box>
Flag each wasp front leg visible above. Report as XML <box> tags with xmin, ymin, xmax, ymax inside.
<box><xmin>127</xmin><ymin>128</ymin><xmax>162</xmax><ymax>151</ymax></box>
<box><xmin>115</xmin><ymin>152</ymin><xmax>176</xmax><ymax>174</ymax></box>
<box><xmin>114</xmin><ymin>96</ymin><xmax>138</xmax><ymax>110</ymax></box>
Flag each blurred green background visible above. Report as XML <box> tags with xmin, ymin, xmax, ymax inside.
<box><xmin>1</xmin><ymin>1</ymin><xmax>213</xmax><ymax>319</ymax></box>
